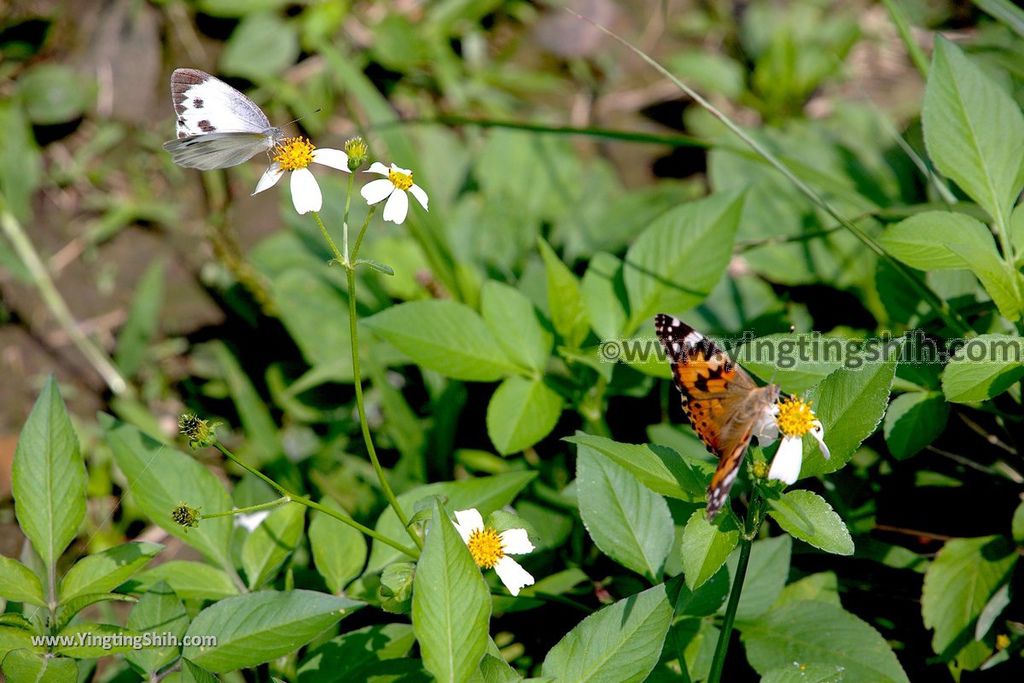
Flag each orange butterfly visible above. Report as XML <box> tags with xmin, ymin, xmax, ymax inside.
<box><xmin>654</xmin><ymin>314</ymin><xmax>779</xmax><ymax>519</ymax></box>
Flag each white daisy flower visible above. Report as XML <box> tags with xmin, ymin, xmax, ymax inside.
<box><xmin>452</xmin><ymin>508</ymin><xmax>535</xmax><ymax>596</ymax></box>
<box><xmin>360</xmin><ymin>162</ymin><xmax>429</xmax><ymax>224</ymax></box>
<box><xmin>252</xmin><ymin>137</ymin><xmax>350</xmax><ymax>215</ymax></box>
<box><xmin>766</xmin><ymin>397</ymin><xmax>830</xmax><ymax>485</ymax></box>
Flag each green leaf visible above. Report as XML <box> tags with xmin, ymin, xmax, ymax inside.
<box><xmin>198</xmin><ymin>0</ymin><xmax>289</xmax><ymax>17</ymax></box>
<box><xmin>241</xmin><ymin>502</ymin><xmax>304</xmax><ymax>589</ymax></box>
<box><xmin>541</xmin><ymin>583</ymin><xmax>672</xmax><ymax>683</ymax></box>
<box><xmin>674</xmin><ymin>568</ymin><xmax>729</xmax><ymax>617</ymax></box>
<box><xmin>368</xmin><ymin>472</ymin><xmax>536</xmax><ymax>572</ymax></box>
<box><xmin>54</xmin><ymin>592</ymin><xmax>137</xmax><ymax>633</ymax></box>
<box><xmin>681</xmin><ymin>510</ymin><xmax>739</xmax><ymax>590</ymax></box>
<box><xmin>1</xmin><ymin>650</ymin><xmax>77</xmax><ymax>683</ymax></box>
<box><xmin>576</xmin><ymin>448</ymin><xmax>673</xmax><ymax>580</ymax></box>
<box><xmin>115</xmin><ymin>259</ymin><xmax>165</xmax><ymax>377</ymax></box>
<box><xmin>800</xmin><ymin>344</ymin><xmax>899</xmax><ymax>477</ymax></box>
<box><xmin>0</xmin><ymin>103</ymin><xmax>43</xmax><ymax>227</ymax></box>
<box><xmin>1013</xmin><ymin>501</ymin><xmax>1024</xmax><ymax>544</ymax></box>
<box><xmin>537</xmin><ymin>237</ymin><xmax>590</xmax><ymax>349</ymax></box>
<box><xmin>775</xmin><ymin>571</ymin><xmax>840</xmax><ymax>607</ymax></box>
<box><xmin>297</xmin><ymin>623</ymin><xmax>420</xmax><ymax>682</ymax></box>
<box><xmin>486</xmin><ymin>377</ymin><xmax>563</xmax><ymax>455</ymax></box>
<box><xmin>17</xmin><ymin>64</ymin><xmax>94</xmax><ymax>125</ymax></box>
<box><xmin>129</xmin><ymin>561</ymin><xmax>239</xmax><ymax>602</ymax></box>
<box><xmin>738</xmin><ymin>333</ymin><xmax>845</xmax><ymax>394</ymax></box>
<box><xmin>309</xmin><ymin>498</ymin><xmax>366</xmax><ymax>594</ymax></box>
<box><xmin>729</xmin><ymin>535</ymin><xmax>792</xmax><ymax>621</ymax></box>
<box><xmin>213</xmin><ymin>343</ymin><xmax>281</xmax><ymax>464</ymax></box>
<box><xmin>12</xmin><ymin>377</ymin><xmax>87</xmax><ymax>571</ymax></box>
<box><xmin>126</xmin><ymin>581</ymin><xmax>189</xmax><ymax>675</ymax></box>
<box><xmin>54</xmin><ymin>624</ymin><xmax>141</xmax><ymax>657</ymax></box>
<box><xmin>941</xmin><ymin>334</ymin><xmax>1024</xmax><ymax>402</ymax></box>
<box><xmin>883</xmin><ymin>392</ymin><xmax>949</xmax><ymax>459</ymax></box>
<box><xmin>922</xmin><ymin>536</ymin><xmax>1017</xmax><ymax>661</ymax></box>
<box><xmin>923</xmin><ymin>38</ymin><xmax>1024</xmax><ymax>229</ymax></box>
<box><xmin>183</xmin><ymin>590</ymin><xmax>362</xmax><ymax>673</ymax></box>
<box><xmin>741</xmin><ymin>600</ymin><xmax>909</xmax><ymax>682</ymax></box>
<box><xmin>272</xmin><ymin>269</ymin><xmax>352</xmax><ymax>382</ymax></box>
<box><xmin>623</xmin><ymin>191</ymin><xmax>744</xmax><ymax>332</ymax></box>
<box><xmin>879</xmin><ymin>212</ymin><xmax>1000</xmax><ymax>270</ymax></box>
<box><xmin>761</xmin><ymin>662</ymin><xmax>847</xmax><ymax>683</ymax></box>
<box><xmin>60</xmin><ymin>541</ymin><xmax>162</xmax><ymax>602</ymax></box>
<box><xmin>768</xmin><ymin>491</ymin><xmax>854</xmax><ymax>555</ymax></box>
<box><xmin>412</xmin><ymin>502</ymin><xmax>491</xmax><ymax>683</ymax></box>
<box><xmin>220</xmin><ymin>13</ymin><xmax>299</xmax><ymax>81</ymax></box>
<box><xmin>565</xmin><ymin>433</ymin><xmax>707</xmax><ymax>502</ymax></box>
<box><xmin>0</xmin><ymin>626</ymin><xmax>36</xmax><ymax>660</ymax></box>
<box><xmin>103</xmin><ymin>416</ymin><xmax>234</xmax><ymax>569</ymax></box>
<box><xmin>581</xmin><ymin>252</ymin><xmax>628</xmax><ymax>340</ymax></box>
<box><xmin>481</xmin><ymin>281</ymin><xmax>553</xmax><ymax>373</ymax></box>
<box><xmin>182</xmin><ymin>659</ymin><xmax>221</xmax><ymax>683</ymax></box>
<box><xmin>0</xmin><ymin>555</ymin><xmax>45</xmax><ymax>606</ymax></box>
<box><xmin>365</xmin><ymin>300</ymin><xmax>518</xmax><ymax>381</ymax></box>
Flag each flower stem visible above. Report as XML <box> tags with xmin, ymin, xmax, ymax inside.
<box><xmin>707</xmin><ymin>498</ymin><xmax>761</xmax><ymax>683</ymax></box>
<box><xmin>212</xmin><ymin>441</ymin><xmax>418</xmax><ymax>558</ymax></box>
<box><xmin>310</xmin><ymin>209</ymin><xmax>422</xmax><ymax>550</ymax></box>
<box><xmin>201</xmin><ymin>496</ymin><xmax>290</xmax><ymax>519</ymax></box>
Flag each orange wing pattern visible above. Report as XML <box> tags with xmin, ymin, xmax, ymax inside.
<box><xmin>655</xmin><ymin>314</ymin><xmax>778</xmax><ymax>519</ymax></box>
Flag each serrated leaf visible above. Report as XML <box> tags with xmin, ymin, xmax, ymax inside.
<box><xmin>297</xmin><ymin>623</ymin><xmax>419</xmax><ymax>682</ymax></box>
<box><xmin>0</xmin><ymin>555</ymin><xmax>45</xmax><ymax>606</ymax></box>
<box><xmin>60</xmin><ymin>541</ymin><xmax>162</xmax><ymax>602</ymax></box>
<box><xmin>923</xmin><ymin>38</ymin><xmax>1024</xmax><ymax>230</ymax></box>
<box><xmin>1</xmin><ymin>649</ymin><xmax>77</xmax><ymax>683</ymax></box>
<box><xmin>681</xmin><ymin>510</ymin><xmax>739</xmax><ymax>590</ymax></box>
<box><xmin>412</xmin><ymin>502</ymin><xmax>491</xmax><ymax>683</ymax></box>
<box><xmin>538</xmin><ymin>237</ymin><xmax>589</xmax><ymax>349</ymax></box>
<box><xmin>129</xmin><ymin>561</ymin><xmax>239</xmax><ymax>602</ymax></box>
<box><xmin>768</xmin><ymin>491</ymin><xmax>854</xmax><ymax>555</ymax></box>
<box><xmin>309</xmin><ymin>498</ymin><xmax>366</xmax><ymax>594</ymax></box>
<box><xmin>54</xmin><ymin>592</ymin><xmax>137</xmax><ymax>633</ymax></box>
<box><xmin>12</xmin><ymin>377</ymin><xmax>87</xmax><ymax>571</ymax></box>
<box><xmin>365</xmin><ymin>300</ymin><xmax>518</xmax><ymax>381</ymax></box>
<box><xmin>183</xmin><ymin>590</ymin><xmax>362</xmax><ymax>673</ymax></box>
<box><xmin>126</xmin><ymin>581</ymin><xmax>189</xmax><ymax>675</ymax></box>
<box><xmin>54</xmin><ymin>623</ymin><xmax>141</xmax><ymax>657</ymax></box>
<box><xmin>576</xmin><ymin>449</ymin><xmax>673</xmax><ymax>580</ymax></box>
<box><xmin>623</xmin><ymin>191</ymin><xmax>744</xmax><ymax>333</ymax></box>
<box><xmin>541</xmin><ymin>584</ymin><xmax>672</xmax><ymax>683</ymax></box>
<box><xmin>741</xmin><ymin>600</ymin><xmax>909</xmax><ymax>682</ymax></box>
<box><xmin>241</xmin><ymin>502</ymin><xmax>304</xmax><ymax>589</ymax></box>
<box><xmin>565</xmin><ymin>433</ymin><xmax>706</xmax><ymax>502</ymax></box>
<box><xmin>728</xmin><ymin>535</ymin><xmax>792</xmax><ymax>621</ymax></box>
<box><xmin>486</xmin><ymin>377</ymin><xmax>563</xmax><ymax>455</ymax></box>
<box><xmin>272</xmin><ymin>269</ymin><xmax>352</xmax><ymax>382</ymax></box>
<box><xmin>883</xmin><ymin>392</ymin><xmax>948</xmax><ymax>459</ymax></box>
<box><xmin>922</xmin><ymin>536</ymin><xmax>1017</xmax><ymax>661</ymax></box>
<box><xmin>102</xmin><ymin>416</ymin><xmax>234</xmax><ymax>570</ymax></box>
<box><xmin>941</xmin><ymin>335</ymin><xmax>1024</xmax><ymax>402</ymax></box>
<box><xmin>581</xmin><ymin>252</ymin><xmax>628</xmax><ymax>340</ymax></box>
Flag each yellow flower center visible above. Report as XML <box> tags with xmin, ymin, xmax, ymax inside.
<box><xmin>996</xmin><ymin>633</ymin><xmax>1010</xmax><ymax>650</ymax></box>
<box><xmin>272</xmin><ymin>137</ymin><xmax>315</xmax><ymax>171</ymax></box>
<box><xmin>466</xmin><ymin>527</ymin><xmax>505</xmax><ymax>569</ymax></box>
<box><xmin>776</xmin><ymin>397</ymin><xmax>818</xmax><ymax>438</ymax></box>
<box><xmin>389</xmin><ymin>168</ymin><xmax>414</xmax><ymax>190</ymax></box>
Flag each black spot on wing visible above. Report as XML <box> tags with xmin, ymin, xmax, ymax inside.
<box><xmin>193</xmin><ymin>98</ymin><xmax>203</xmax><ymax>108</ymax></box>
<box><xmin>198</xmin><ymin>120</ymin><xmax>215</xmax><ymax>132</ymax></box>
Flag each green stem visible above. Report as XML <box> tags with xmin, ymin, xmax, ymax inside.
<box><xmin>879</xmin><ymin>0</ymin><xmax>930</xmax><ymax>79</ymax></box>
<box><xmin>707</xmin><ymin>499</ymin><xmax>759</xmax><ymax>683</ymax></box>
<box><xmin>213</xmin><ymin>442</ymin><xmax>418</xmax><ymax>558</ymax></box>
<box><xmin>312</xmin><ymin>211</ymin><xmax>344</xmax><ymax>267</ymax></box>
<box><xmin>201</xmin><ymin>496</ymin><xmax>290</xmax><ymax>519</ymax></box>
<box><xmin>311</xmin><ymin>210</ymin><xmax>422</xmax><ymax>549</ymax></box>
<box><xmin>1</xmin><ymin>207</ymin><xmax>130</xmax><ymax>395</ymax></box>
<box><xmin>570</xmin><ymin>11</ymin><xmax>973</xmax><ymax>337</ymax></box>
<box><xmin>342</xmin><ymin>172</ymin><xmax>355</xmax><ymax>261</ymax></box>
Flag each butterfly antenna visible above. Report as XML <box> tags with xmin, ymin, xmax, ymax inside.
<box><xmin>284</xmin><ymin>108</ymin><xmax>324</xmax><ymax>128</ymax></box>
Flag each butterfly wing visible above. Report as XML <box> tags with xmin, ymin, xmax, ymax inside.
<box><xmin>655</xmin><ymin>314</ymin><xmax>778</xmax><ymax>519</ymax></box>
<box><xmin>166</xmin><ymin>68</ymin><xmax>280</xmax><ymax>170</ymax></box>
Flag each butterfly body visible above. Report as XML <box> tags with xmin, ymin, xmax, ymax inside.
<box><xmin>163</xmin><ymin>68</ymin><xmax>283</xmax><ymax>170</ymax></box>
<box><xmin>654</xmin><ymin>314</ymin><xmax>779</xmax><ymax>519</ymax></box>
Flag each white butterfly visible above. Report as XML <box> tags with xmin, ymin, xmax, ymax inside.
<box><xmin>163</xmin><ymin>68</ymin><xmax>284</xmax><ymax>170</ymax></box>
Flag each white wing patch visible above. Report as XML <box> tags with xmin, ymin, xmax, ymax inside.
<box><xmin>171</xmin><ymin>68</ymin><xmax>272</xmax><ymax>139</ymax></box>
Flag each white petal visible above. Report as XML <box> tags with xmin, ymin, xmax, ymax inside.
<box><xmin>494</xmin><ymin>556</ymin><xmax>534</xmax><ymax>596</ymax></box>
<box><xmin>409</xmin><ymin>183</ymin><xmax>429</xmax><ymax>210</ymax></box>
<box><xmin>312</xmin><ymin>148</ymin><xmax>350</xmax><ymax>171</ymax></box>
<box><xmin>361</xmin><ymin>178</ymin><xmax>395</xmax><ymax>205</ymax></box>
<box><xmin>382</xmin><ymin>188</ymin><xmax>409</xmax><ymax>224</ymax></box>
<box><xmin>811</xmin><ymin>421</ymin><xmax>830</xmax><ymax>459</ymax></box>
<box><xmin>768</xmin><ymin>437</ymin><xmax>803</xmax><ymax>485</ymax></box>
<box><xmin>252</xmin><ymin>163</ymin><xmax>284</xmax><ymax>195</ymax></box>
<box><xmin>499</xmin><ymin>528</ymin><xmax>534</xmax><ymax>555</ymax></box>
<box><xmin>453</xmin><ymin>508</ymin><xmax>484</xmax><ymax>542</ymax></box>
<box><xmin>391</xmin><ymin>163</ymin><xmax>413</xmax><ymax>176</ymax></box>
<box><xmin>290</xmin><ymin>168</ymin><xmax>322</xmax><ymax>215</ymax></box>
<box><xmin>367</xmin><ymin>161</ymin><xmax>390</xmax><ymax>176</ymax></box>
<box><xmin>234</xmin><ymin>510</ymin><xmax>270</xmax><ymax>533</ymax></box>
<box><xmin>753</xmin><ymin>408</ymin><xmax>778</xmax><ymax>445</ymax></box>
